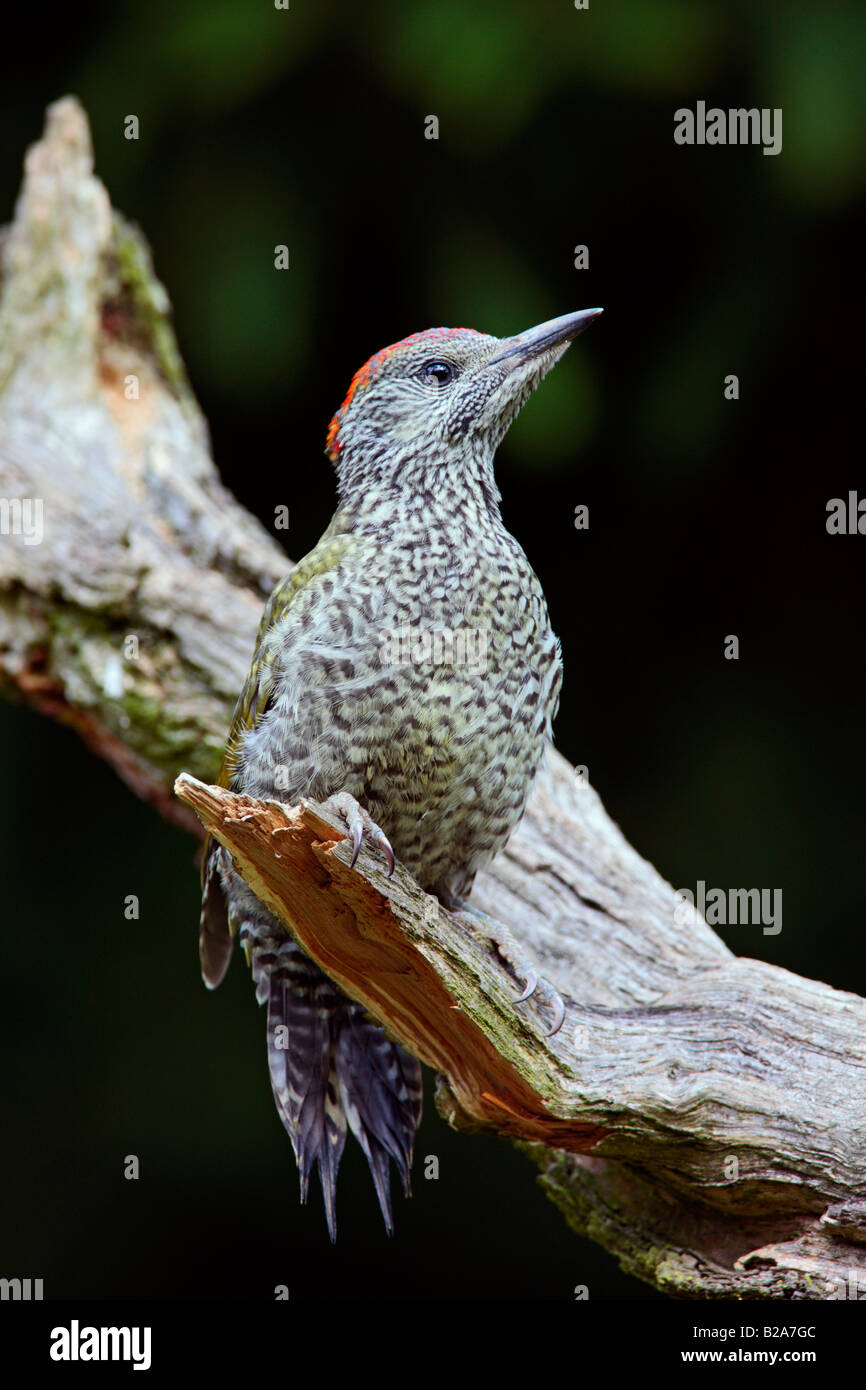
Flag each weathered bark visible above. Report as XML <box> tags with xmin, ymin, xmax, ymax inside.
<box><xmin>0</xmin><ymin>97</ymin><xmax>287</xmax><ymax>830</ymax></box>
<box><xmin>2</xmin><ymin>98</ymin><xmax>865</xmax><ymax>1300</ymax></box>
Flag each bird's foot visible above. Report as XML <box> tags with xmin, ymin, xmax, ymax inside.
<box><xmin>446</xmin><ymin>897</ymin><xmax>566</xmax><ymax>1037</ymax></box>
<box><xmin>322</xmin><ymin>792</ymin><xmax>395</xmax><ymax>877</ymax></box>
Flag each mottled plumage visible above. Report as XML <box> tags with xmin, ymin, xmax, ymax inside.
<box><xmin>199</xmin><ymin>309</ymin><xmax>602</xmax><ymax>1237</ymax></box>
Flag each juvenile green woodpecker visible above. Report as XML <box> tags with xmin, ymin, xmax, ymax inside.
<box><xmin>199</xmin><ymin>308</ymin><xmax>603</xmax><ymax>1238</ymax></box>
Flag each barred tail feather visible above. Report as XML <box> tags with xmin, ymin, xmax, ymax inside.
<box><xmin>244</xmin><ymin>925</ymin><xmax>422</xmax><ymax>1239</ymax></box>
<box><xmin>336</xmin><ymin>1004</ymin><xmax>423</xmax><ymax>1225</ymax></box>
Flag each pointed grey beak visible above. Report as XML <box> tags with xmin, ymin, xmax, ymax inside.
<box><xmin>488</xmin><ymin>307</ymin><xmax>604</xmax><ymax>366</ymax></box>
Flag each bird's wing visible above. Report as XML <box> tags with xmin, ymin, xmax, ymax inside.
<box><xmin>199</xmin><ymin>525</ymin><xmax>357</xmax><ymax>988</ymax></box>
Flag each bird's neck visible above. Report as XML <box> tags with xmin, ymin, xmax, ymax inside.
<box><xmin>342</xmin><ymin>481</ymin><xmax>503</xmax><ymax>541</ymax></box>
<box><xmin>336</xmin><ymin>446</ymin><xmax>503</xmax><ymax>537</ymax></box>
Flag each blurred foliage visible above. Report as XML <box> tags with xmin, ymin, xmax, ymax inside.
<box><xmin>1</xmin><ymin>0</ymin><xmax>864</xmax><ymax>1302</ymax></box>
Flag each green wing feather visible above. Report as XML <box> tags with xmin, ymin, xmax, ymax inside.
<box><xmin>218</xmin><ymin>528</ymin><xmax>357</xmax><ymax>791</ymax></box>
<box><xmin>198</xmin><ymin>525</ymin><xmax>356</xmax><ymax>987</ymax></box>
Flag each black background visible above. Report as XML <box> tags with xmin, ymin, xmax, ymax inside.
<box><xmin>1</xmin><ymin>1</ymin><xmax>864</xmax><ymax>1301</ymax></box>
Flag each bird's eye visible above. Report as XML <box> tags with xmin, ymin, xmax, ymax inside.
<box><xmin>419</xmin><ymin>360</ymin><xmax>456</xmax><ymax>387</ymax></box>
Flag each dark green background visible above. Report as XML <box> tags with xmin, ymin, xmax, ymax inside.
<box><xmin>1</xmin><ymin>1</ymin><xmax>864</xmax><ymax>1300</ymax></box>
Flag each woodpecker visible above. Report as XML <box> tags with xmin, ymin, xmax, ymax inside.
<box><xmin>199</xmin><ymin>307</ymin><xmax>603</xmax><ymax>1238</ymax></box>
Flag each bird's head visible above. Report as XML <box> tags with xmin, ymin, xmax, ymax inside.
<box><xmin>325</xmin><ymin>309</ymin><xmax>603</xmax><ymax>505</ymax></box>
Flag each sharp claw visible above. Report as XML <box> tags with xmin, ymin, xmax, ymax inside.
<box><xmin>445</xmin><ymin>893</ymin><xmax>564</xmax><ymax>1037</ymax></box>
<box><xmin>382</xmin><ymin>839</ymin><xmax>395</xmax><ymax>877</ymax></box>
<box><xmin>349</xmin><ymin>821</ymin><xmax>363</xmax><ymax>869</ymax></box>
<box><xmin>545</xmin><ymin>994</ymin><xmax>566</xmax><ymax>1037</ymax></box>
<box><xmin>514</xmin><ymin>970</ymin><xmax>538</xmax><ymax>1003</ymax></box>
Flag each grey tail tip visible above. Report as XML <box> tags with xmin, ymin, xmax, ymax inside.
<box><xmin>320</xmin><ymin>1163</ymin><xmax>340</xmax><ymax>1243</ymax></box>
<box><xmin>318</xmin><ymin>1158</ymin><xmax>392</xmax><ymax>1239</ymax></box>
<box><xmin>323</xmin><ymin>1148</ymin><xmax>397</xmax><ymax>1238</ymax></box>
<box><xmin>326</xmin><ymin>1208</ymin><xmax>338</xmax><ymax>1245</ymax></box>
<box><xmin>300</xmin><ymin>1165</ymin><xmax>339</xmax><ymax>1241</ymax></box>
